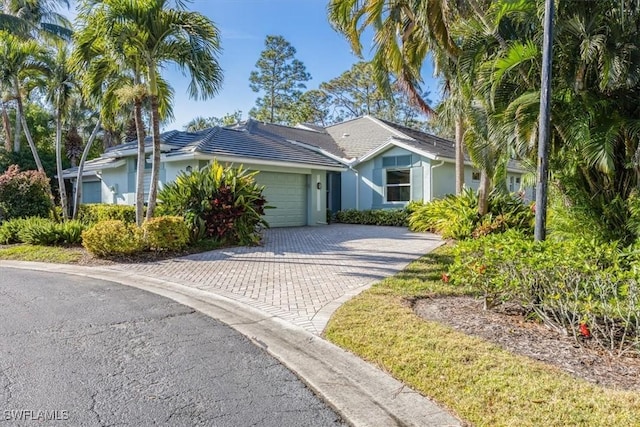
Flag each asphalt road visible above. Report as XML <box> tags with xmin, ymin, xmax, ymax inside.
<box><xmin>0</xmin><ymin>268</ymin><xmax>345</xmax><ymax>427</ymax></box>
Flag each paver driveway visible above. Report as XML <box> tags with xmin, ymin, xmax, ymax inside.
<box><xmin>115</xmin><ymin>225</ymin><xmax>442</xmax><ymax>334</ymax></box>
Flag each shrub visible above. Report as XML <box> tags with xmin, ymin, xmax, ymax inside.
<box><xmin>82</xmin><ymin>220</ymin><xmax>145</xmax><ymax>257</ymax></box>
<box><xmin>58</xmin><ymin>220</ymin><xmax>86</xmax><ymax>245</ymax></box>
<box><xmin>0</xmin><ymin>217</ymin><xmax>87</xmax><ymax>246</ymax></box>
<box><xmin>0</xmin><ymin>165</ymin><xmax>52</xmax><ymax>221</ymax></box>
<box><xmin>158</xmin><ymin>161</ymin><xmax>268</xmax><ymax>245</ymax></box>
<box><xmin>409</xmin><ymin>189</ymin><xmax>533</xmax><ymax>239</ymax></box>
<box><xmin>449</xmin><ymin>231</ymin><xmax>639</xmax><ymax>356</ymax></box>
<box><xmin>0</xmin><ymin>218</ymin><xmax>28</xmax><ymax>244</ymax></box>
<box><xmin>77</xmin><ymin>204</ymin><xmax>137</xmax><ymax>225</ymax></box>
<box><xmin>17</xmin><ymin>217</ymin><xmax>60</xmax><ymax>245</ymax></box>
<box><xmin>335</xmin><ymin>209</ymin><xmax>409</xmax><ymax>226</ymax></box>
<box><xmin>142</xmin><ymin>216</ymin><xmax>190</xmax><ymax>251</ymax></box>
<box><xmin>409</xmin><ymin>188</ymin><xmax>479</xmax><ymax>239</ymax></box>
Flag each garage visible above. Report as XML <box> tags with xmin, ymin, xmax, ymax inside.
<box><xmin>255</xmin><ymin>172</ymin><xmax>307</xmax><ymax>227</ymax></box>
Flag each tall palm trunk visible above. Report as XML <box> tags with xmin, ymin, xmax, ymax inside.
<box><xmin>134</xmin><ymin>99</ymin><xmax>146</xmax><ymax>226</ymax></box>
<box><xmin>1</xmin><ymin>102</ymin><xmax>11</xmax><ymax>151</ymax></box>
<box><xmin>72</xmin><ymin>118</ymin><xmax>101</xmax><ymax>219</ymax></box>
<box><xmin>478</xmin><ymin>168</ymin><xmax>490</xmax><ymax>215</ymax></box>
<box><xmin>55</xmin><ymin>104</ymin><xmax>68</xmax><ymax>219</ymax></box>
<box><xmin>13</xmin><ymin>99</ymin><xmax>21</xmax><ymax>152</ymax></box>
<box><xmin>146</xmin><ymin>93</ymin><xmax>161</xmax><ymax>221</ymax></box>
<box><xmin>455</xmin><ymin>115</ymin><xmax>465</xmax><ymax>194</ymax></box>
<box><xmin>16</xmin><ymin>95</ymin><xmax>44</xmax><ymax>172</ymax></box>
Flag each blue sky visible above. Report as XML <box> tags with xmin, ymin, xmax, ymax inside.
<box><xmin>66</xmin><ymin>0</ymin><xmax>440</xmax><ymax>129</ymax></box>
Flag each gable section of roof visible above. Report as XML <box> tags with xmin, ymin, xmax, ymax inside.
<box><xmin>374</xmin><ymin>118</ymin><xmax>458</xmax><ymax>160</ymax></box>
<box><xmin>325</xmin><ymin>116</ymin><xmax>414</xmax><ymax>159</ymax></box>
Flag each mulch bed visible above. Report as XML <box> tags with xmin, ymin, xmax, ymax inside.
<box><xmin>413</xmin><ymin>296</ymin><xmax>640</xmax><ymax>391</ymax></box>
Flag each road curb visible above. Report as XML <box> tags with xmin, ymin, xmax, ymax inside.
<box><xmin>0</xmin><ymin>261</ymin><xmax>462</xmax><ymax>427</ymax></box>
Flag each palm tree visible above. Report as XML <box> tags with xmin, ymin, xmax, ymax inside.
<box><xmin>0</xmin><ymin>0</ymin><xmax>72</xmax><ymax>40</ymax></box>
<box><xmin>0</xmin><ymin>30</ymin><xmax>48</xmax><ymax>171</ymax></box>
<box><xmin>329</xmin><ymin>0</ymin><xmax>467</xmax><ymax>191</ymax></box>
<box><xmin>47</xmin><ymin>40</ymin><xmax>75</xmax><ymax>219</ymax></box>
<box><xmin>77</xmin><ymin>0</ymin><xmax>223</xmax><ymax>220</ymax></box>
<box><xmin>185</xmin><ymin>116</ymin><xmax>215</xmax><ymax>132</ymax></box>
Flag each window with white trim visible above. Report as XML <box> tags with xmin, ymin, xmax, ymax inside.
<box><xmin>472</xmin><ymin>171</ymin><xmax>481</xmax><ymax>181</ymax></box>
<box><xmin>385</xmin><ymin>169</ymin><xmax>411</xmax><ymax>202</ymax></box>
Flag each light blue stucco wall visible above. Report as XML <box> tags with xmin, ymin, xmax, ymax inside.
<box><xmin>92</xmin><ymin>157</ymin><xmax>329</xmax><ymax>226</ymax></box>
<box><xmin>346</xmin><ymin>146</ymin><xmax>431</xmax><ymax>210</ymax></box>
<box><xmin>343</xmin><ymin>147</ymin><xmax>533</xmax><ymax>209</ymax></box>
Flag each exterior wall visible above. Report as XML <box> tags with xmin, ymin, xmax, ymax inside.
<box><xmin>99</xmin><ymin>164</ymin><xmax>129</xmax><ymax>205</ymax></box>
<box><xmin>308</xmin><ymin>171</ymin><xmax>327</xmax><ymax>225</ymax></box>
<box><xmin>87</xmin><ymin>157</ymin><xmax>330</xmax><ymax>227</ymax></box>
<box><xmin>340</xmin><ymin>169</ymin><xmax>358</xmax><ymax>210</ymax></box>
<box><xmin>431</xmin><ymin>162</ymin><xmax>456</xmax><ymax>199</ymax></box>
<box><xmin>350</xmin><ymin>147</ymin><xmax>431</xmax><ymax>210</ymax></box>
<box><xmin>164</xmin><ymin>160</ymin><xmax>199</xmax><ymax>183</ymax></box>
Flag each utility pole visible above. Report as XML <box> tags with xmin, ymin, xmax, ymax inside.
<box><xmin>534</xmin><ymin>0</ymin><xmax>554</xmax><ymax>242</ymax></box>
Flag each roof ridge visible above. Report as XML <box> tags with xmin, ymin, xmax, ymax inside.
<box><xmin>364</xmin><ymin>116</ymin><xmax>416</xmax><ymax>141</ymax></box>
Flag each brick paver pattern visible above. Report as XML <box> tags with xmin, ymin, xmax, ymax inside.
<box><xmin>113</xmin><ymin>225</ymin><xmax>442</xmax><ymax>334</ymax></box>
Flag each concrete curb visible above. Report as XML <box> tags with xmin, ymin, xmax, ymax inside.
<box><xmin>0</xmin><ymin>261</ymin><xmax>462</xmax><ymax>427</ymax></box>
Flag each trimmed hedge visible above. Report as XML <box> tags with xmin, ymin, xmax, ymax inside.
<box><xmin>81</xmin><ymin>220</ymin><xmax>145</xmax><ymax>257</ymax></box>
<box><xmin>335</xmin><ymin>209</ymin><xmax>409</xmax><ymax>226</ymax></box>
<box><xmin>142</xmin><ymin>216</ymin><xmax>190</xmax><ymax>251</ymax></box>
<box><xmin>78</xmin><ymin>204</ymin><xmax>137</xmax><ymax>225</ymax></box>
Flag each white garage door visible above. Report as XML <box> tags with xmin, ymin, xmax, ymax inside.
<box><xmin>255</xmin><ymin>172</ymin><xmax>307</xmax><ymax>227</ymax></box>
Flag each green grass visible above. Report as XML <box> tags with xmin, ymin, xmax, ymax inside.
<box><xmin>0</xmin><ymin>245</ymin><xmax>84</xmax><ymax>263</ymax></box>
<box><xmin>324</xmin><ymin>245</ymin><xmax>640</xmax><ymax>426</ymax></box>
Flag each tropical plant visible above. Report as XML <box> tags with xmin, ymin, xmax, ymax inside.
<box><xmin>0</xmin><ymin>0</ymin><xmax>72</xmax><ymax>40</ymax></box>
<box><xmin>0</xmin><ymin>30</ymin><xmax>49</xmax><ymax>170</ymax></box>
<box><xmin>75</xmin><ymin>0</ymin><xmax>223</xmax><ymax>221</ymax></box>
<box><xmin>46</xmin><ymin>40</ymin><xmax>76</xmax><ymax>219</ymax></box>
<box><xmin>184</xmin><ymin>110</ymin><xmax>243</xmax><ymax>131</ymax></box>
<box><xmin>158</xmin><ymin>161</ymin><xmax>268</xmax><ymax>245</ymax></box>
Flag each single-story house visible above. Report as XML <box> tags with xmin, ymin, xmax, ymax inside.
<box><xmin>63</xmin><ymin>115</ymin><xmax>532</xmax><ymax>227</ymax></box>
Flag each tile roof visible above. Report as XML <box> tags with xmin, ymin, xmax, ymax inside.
<box><xmin>376</xmin><ymin>118</ymin><xmax>459</xmax><ymax>159</ymax></box>
<box><xmin>166</xmin><ymin>125</ymin><xmax>345</xmax><ymax>168</ymax></box>
<box><xmin>246</xmin><ymin>120</ymin><xmax>347</xmax><ymax>158</ymax></box>
<box><xmin>61</xmin><ymin>157</ymin><xmax>125</xmax><ymax>178</ymax></box>
<box><xmin>63</xmin><ymin>115</ymin><xmax>526</xmax><ymax>178</ymax></box>
<box><xmin>326</xmin><ymin>116</ymin><xmax>401</xmax><ymax>159</ymax></box>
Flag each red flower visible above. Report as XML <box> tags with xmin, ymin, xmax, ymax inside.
<box><xmin>530</xmin><ymin>203</ymin><xmax>536</xmax><ymax>213</ymax></box>
<box><xmin>579</xmin><ymin>322</ymin><xmax>591</xmax><ymax>338</ymax></box>
<box><xmin>477</xmin><ymin>265</ymin><xmax>487</xmax><ymax>274</ymax></box>
<box><xmin>441</xmin><ymin>273</ymin><xmax>450</xmax><ymax>283</ymax></box>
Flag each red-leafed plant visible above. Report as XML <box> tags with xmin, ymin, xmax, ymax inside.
<box><xmin>158</xmin><ymin>161</ymin><xmax>268</xmax><ymax>245</ymax></box>
<box><xmin>0</xmin><ymin>165</ymin><xmax>52</xmax><ymax>221</ymax></box>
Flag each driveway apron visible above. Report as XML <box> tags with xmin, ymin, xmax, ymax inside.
<box><xmin>114</xmin><ymin>225</ymin><xmax>443</xmax><ymax>334</ymax></box>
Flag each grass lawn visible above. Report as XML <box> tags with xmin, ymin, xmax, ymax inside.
<box><xmin>324</xmin><ymin>246</ymin><xmax>640</xmax><ymax>426</ymax></box>
<box><xmin>0</xmin><ymin>245</ymin><xmax>84</xmax><ymax>263</ymax></box>
<box><xmin>0</xmin><ymin>239</ymin><xmax>225</xmax><ymax>264</ymax></box>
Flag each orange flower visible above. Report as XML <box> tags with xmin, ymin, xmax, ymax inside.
<box><xmin>579</xmin><ymin>322</ymin><xmax>591</xmax><ymax>338</ymax></box>
<box><xmin>441</xmin><ymin>273</ymin><xmax>450</xmax><ymax>283</ymax></box>
<box><xmin>478</xmin><ymin>265</ymin><xmax>487</xmax><ymax>274</ymax></box>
